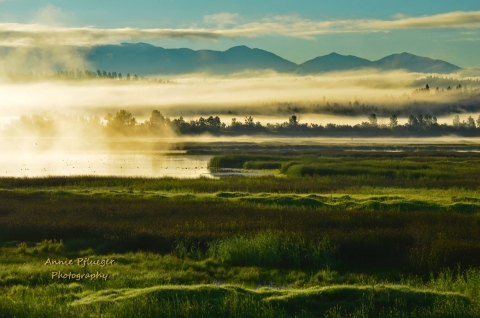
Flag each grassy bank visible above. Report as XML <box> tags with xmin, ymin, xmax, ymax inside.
<box><xmin>209</xmin><ymin>152</ymin><xmax>480</xmax><ymax>189</ymax></box>
<box><xmin>1</xmin><ymin>241</ymin><xmax>480</xmax><ymax>317</ymax></box>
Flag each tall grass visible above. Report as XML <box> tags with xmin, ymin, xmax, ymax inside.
<box><xmin>3</xmin><ymin>190</ymin><xmax>480</xmax><ymax>272</ymax></box>
<box><xmin>242</xmin><ymin>161</ymin><xmax>282</xmax><ymax>169</ymax></box>
<box><xmin>208</xmin><ymin>155</ymin><xmax>289</xmax><ymax>169</ymax></box>
<box><xmin>207</xmin><ymin>231</ymin><xmax>337</xmax><ymax>268</ymax></box>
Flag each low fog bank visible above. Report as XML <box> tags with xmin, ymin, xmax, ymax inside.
<box><xmin>0</xmin><ymin>71</ymin><xmax>479</xmax><ymax>122</ymax></box>
<box><xmin>1</xmin><ymin>68</ymin><xmax>480</xmax><ymax>152</ymax></box>
<box><xmin>0</xmin><ymin>46</ymin><xmax>90</xmax><ymax>77</ymax></box>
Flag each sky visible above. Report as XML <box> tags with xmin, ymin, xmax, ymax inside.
<box><xmin>0</xmin><ymin>0</ymin><xmax>480</xmax><ymax>67</ymax></box>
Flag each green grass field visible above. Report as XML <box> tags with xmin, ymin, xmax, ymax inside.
<box><xmin>2</xmin><ymin>149</ymin><xmax>480</xmax><ymax>317</ymax></box>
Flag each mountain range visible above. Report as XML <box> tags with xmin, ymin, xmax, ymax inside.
<box><xmin>85</xmin><ymin>43</ymin><xmax>468</xmax><ymax>76</ymax></box>
<box><xmin>300</xmin><ymin>52</ymin><xmax>462</xmax><ymax>74</ymax></box>
<box><xmin>0</xmin><ymin>42</ymin><xmax>475</xmax><ymax>76</ymax></box>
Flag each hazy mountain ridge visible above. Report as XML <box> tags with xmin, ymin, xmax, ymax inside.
<box><xmin>0</xmin><ymin>42</ymin><xmax>475</xmax><ymax>76</ymax></box>
<box><xmin>86</xmin><ymin>43</ymin><xmax>468</xmax><ymax>76</ymax></box>
<box><xmin>299</xmin><ymin>52</ymin><xmax>463</xmax><ymax>74</ymax></box>
<box><xmin>86</xmin><ymin>43</ymin><xmax>299</xmax><ymax>75</ymax></box>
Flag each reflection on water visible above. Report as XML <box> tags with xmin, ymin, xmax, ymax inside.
<box><xmin>0</xmin><ymin>151</ymin><xmax>213</xmax><ymax>178</ymax></box>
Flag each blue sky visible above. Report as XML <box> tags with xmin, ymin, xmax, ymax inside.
<box><xmin>1</xmin><ymin>0</ymin><xmax>480</xmax><ymax>67</ymax></box>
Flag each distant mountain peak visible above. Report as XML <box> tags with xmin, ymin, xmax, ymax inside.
<box><xmin>120</xmin><ymin>42</ymin><xmax>155</xmax><ymax>47</ymax></box>
<box><xmin>372</xmin><ymin>52</ymin><xmax>461</xmax><ymax>73</ymax></box>
<box><xmin>299</xmin><ymin>52</ymin><xmax>373</xmax><ymax>73</ymax></box>
<box><xmin>226</xmin><ymin>45</ymin><xmax>251</xmax><ymax>50</ymax></box>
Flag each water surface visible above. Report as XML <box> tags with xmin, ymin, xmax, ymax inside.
<box><xmin>1</xmin><ymin>151</ymin><xmax>213</xmax><ymax>178</ymax></box>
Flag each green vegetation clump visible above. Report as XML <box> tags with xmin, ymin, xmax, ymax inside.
<box><xmin>243</xmin><ymin>161</ymin><xmax>282</xmax><ymax>170</ymax></box>
<box><xmin>212</xmin><ymin>152</ymin><xmax>480</xmax><ymax>189</ymax></box>
<box><xmin>208</xmin><ymin>155</ymin><xmax>287</xmax><ymax>169</ymax></box>
<box><xmin>207</xmin><ymin>231</ymin><xmax>337</xmax><ymax>268</ymax></box>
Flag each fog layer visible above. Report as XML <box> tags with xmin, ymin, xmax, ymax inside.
<box><xmin>0</xmin><ymin>70</ymin><xmax>478</xmax><ymax>121</ymax></box>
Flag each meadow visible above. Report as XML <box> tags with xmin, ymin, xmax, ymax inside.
<box><xmin>2</xmin><ymin>147</ymin><xmax>480</xmax><ymax>317</ymax></box>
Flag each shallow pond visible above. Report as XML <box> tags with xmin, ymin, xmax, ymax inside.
<box><xmin>0</xmin><ymin>151</ymin><xmax>214</xmax><ymax>178</ymax></box>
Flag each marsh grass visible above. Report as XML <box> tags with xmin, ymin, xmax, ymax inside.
<box><xmin>2</xmin><ymin>243</ymin><xmax>480</xmax><ymax>317</ymax></box>
<box><xmin>213</xmin><ymin>153</ymin><xmax>480</xmax><ymax>190</ymax></box>
<box><xmin>243</xmin><ymin>161</ymin><xmax>282</xmax><ymax>169</ymax></box>
<box><xmin>208</xmin><ymin>155</ymin><xmax>291</xmax><ymax>169</ymax></box>
<box><xmin>207</xmin><ymin>231</ymin><xmax>337</xmax><ymax>268</ymax></box>
<box><xmin>3</xmin><ymin>151</ymin><xmax>480</xmax><ymax>316</ymax></box>
<box><xmin>2</xmin><ymin>190</ymin><xmax>480</xmax><ymax>271</ymax></box>
<box><xmin>1</xmin><ymin>282</ymin><xmax>477</xmax><ymax>318</ymax></box>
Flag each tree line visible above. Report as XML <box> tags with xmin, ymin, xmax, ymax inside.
<box><xmin>8</xmin><ymin>109</ymin><xmax>480</xmax><ymax>138</ymax></box>
<box><xmin>3</xmin><ymin>69</ymin><xmax>172</xmax><ymax>83</ymax></box>
<box><xmin>102</xmin><ymin>110</ymin><xmax>480</xmax><ymax>137</ymax></box>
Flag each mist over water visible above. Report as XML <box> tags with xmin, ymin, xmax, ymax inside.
<box><xmin>0</xmin><ymin>150</ymin><xmax>212</xmax><ymax>178</ymax></box>
<box><xmin>0</xmin><ymin>71</ymin><xmax>478</xmax><ymax>123</ymax></box>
